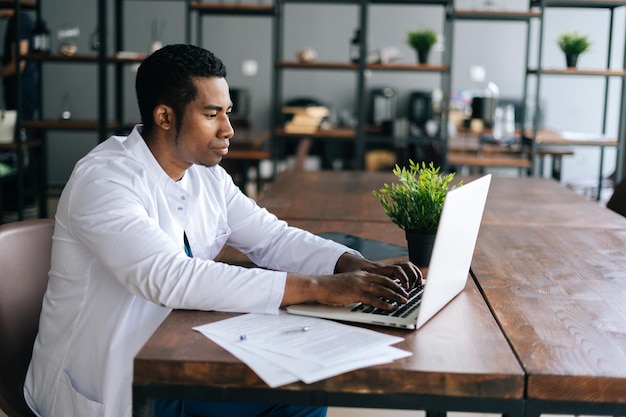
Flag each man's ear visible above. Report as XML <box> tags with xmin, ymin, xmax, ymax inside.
<box><xmin>153</xmin><ymin>105</ymin><xmax>173</xmax><ymax>131</ymax></box>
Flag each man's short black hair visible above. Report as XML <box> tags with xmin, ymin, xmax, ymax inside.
<box><xmin>135</xmin><ymin>44</ymin><xmax>228</xmax><ymax>137</ymax></box>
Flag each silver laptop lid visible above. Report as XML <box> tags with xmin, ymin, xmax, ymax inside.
<box><xmin>415</xmin><ymin>173</ymin><xmax>491</xmax><ymax>328</ymax></box>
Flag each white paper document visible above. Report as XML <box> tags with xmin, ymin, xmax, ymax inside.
<box><xmin>193</xmin><ymin>312</ymin><xmax>411</xmax><ymax>387</ymax></box>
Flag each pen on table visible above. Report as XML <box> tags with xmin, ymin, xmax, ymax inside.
<box><xmin>239</xmin><ymin>326</ymin><xmax>312</xmax><ymax>341</ymax></box>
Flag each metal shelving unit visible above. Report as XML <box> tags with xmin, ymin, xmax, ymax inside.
<box><xmin>524</xmin><ymin>0</ymin><xmax>626</xmax><ymax>197</ymax></box>
<box><xmin>271</xmin><ymin>0</ymin><xmax>453</xmax><ymax>171</ymax></box>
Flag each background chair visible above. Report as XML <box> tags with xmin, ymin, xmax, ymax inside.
<box><xmin>0</xmin><ymin>218</ymin><xmax>54</xmax><ymax>417</ymax></box>
<box><xmin>606</xmin><ymin>176</ymin><xmax>626</xmax><ymax>218</ymax></box>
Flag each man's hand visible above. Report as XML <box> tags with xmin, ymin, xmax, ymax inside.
<box><xmin>281</xmin><ymin>253</ymin><xmax>423</xmax><ymax>310</ymax></box>
<box><xmin>282</xmin><ymin>271</ymin><xmax>409</xmax><ymax>310</ymax></box>
<box><xmin>334</xmin><ymin>252</ymin><xmax>423</xmax><ymax>290</ymax></box>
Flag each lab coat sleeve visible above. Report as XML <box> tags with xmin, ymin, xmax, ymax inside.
<box><xmin>61</xmin><ymin>163</ymin><xmax>286</xmax><ymax>315</ymax></box>
<box><xmin>221</xmin><ymin>171</ymin><xmax>361</xmax><ymax>275</ymax></box>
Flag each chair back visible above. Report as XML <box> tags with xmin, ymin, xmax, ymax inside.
<box><xmin>607</xmin><ymin>177</ymin><xmax>626</xmax><ymax>218</ymax></box>
<box><xmin>0</xmin><ymin>219</ymin><xmax>54</xmax><ymax>417</ymax></box>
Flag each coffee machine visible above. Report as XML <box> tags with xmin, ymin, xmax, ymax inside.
<box><xmin>408</xmin><ymin>91</ymin><xmax>433</xmax><ymax>130</ymax></box>
<box><xmin>369</xmin><ymin>87</ymin><xmax>397</xmax><ymax>127</ymax></box>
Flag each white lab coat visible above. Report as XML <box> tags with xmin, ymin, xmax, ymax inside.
<box><xmin>24</xmin><ymin>126</ymin><xmax>356</xmax><ymax>417</ymax></box>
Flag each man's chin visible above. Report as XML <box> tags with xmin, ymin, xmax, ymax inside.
<box><xmin>200</xmin><ymin>158</ymin><xmax>222</xmax><ymax>168</ymax></box>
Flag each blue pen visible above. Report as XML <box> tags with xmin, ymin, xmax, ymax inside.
<box><xmin>239</xmin><ymin>326</ymin><xmax>312</xmax><ymax>341</ymax></box>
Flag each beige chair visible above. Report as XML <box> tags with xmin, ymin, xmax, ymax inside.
<box><xmin>0</xmin><ymin>219</ymin><xmax>54</xmax><ymax>417</ymax></box>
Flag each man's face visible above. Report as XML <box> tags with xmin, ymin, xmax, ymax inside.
<box><xmin>173</xmin><ymin>76</ymin><xmax>234</xmax><ymax>168</ymax></box>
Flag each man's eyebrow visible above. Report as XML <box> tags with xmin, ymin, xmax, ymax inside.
<box><xmin>204</xmin><ymin>103</ymin><xmax>234</xmax><ymax>111</ymax></box>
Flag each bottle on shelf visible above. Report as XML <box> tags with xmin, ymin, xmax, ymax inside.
<box><xmin>32</xmin><ymin>19</ymin><xmax>51</xmax><ymax>53</ymax></box>
<box><xmin>504</xmin><ymin>104</ymin><xmax>515</xmax><ymax>137</ymax></box>
<box><xmin>350</xmin><ymin>29</ymin><xmax>360</xmax><ymax>63</ymax></box>
<box><xmin>492</xmin><ymin>107</ymin><xmax>504</xmax><ymax>140</ymax></box>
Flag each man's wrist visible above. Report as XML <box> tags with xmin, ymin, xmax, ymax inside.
<box><xmin>334</xmin><ymin>252</ymin><xmax>365</xmax><ymax>273</ymax></box>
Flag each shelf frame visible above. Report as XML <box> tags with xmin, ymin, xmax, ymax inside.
<box><xmin>525</xmin><ymin>0</ymin><xmax>626</xmax><ymax>197</ymax></box>
<box><xmin>272</xmin><ymin>0</ymin><xmax>454</xmax><ymax>171</ymax></box>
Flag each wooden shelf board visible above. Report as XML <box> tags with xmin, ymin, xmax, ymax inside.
<box><xmin>0</xmin><ymin>1</ymin><xmax>36</xmax><ymax>9</ymax></box>
<box><xmin>277</xmin><ymin>61</ymin><xmax>449</xmax><ymax>72</ymax></box>
<box><xmin>274</xmin><ymin>127</ymin><xmax>355</xmax><ymax>139</ymax></box>
<box><xmin>21</xmin><ymin>120</ymin><xmax>119</xmax><ymax>130</ymax></box>
<box><xmin>447</xmin><ymin>151</ymin><xmax>531</xmax><ymax>168</ymax></box>
<box><xmin>189</xmin><ymin>2</ymin><xmax>275</xmax><ymax>15</ymax></box>
<box><xmin>452</xmin><ymin>9</ymin><xmax>541</xmax><ymax>20</ymax></box>
<box><xmin>533</xmin><ymin>130</ymin><xmax>618</xmax><ymax>146</ymax></box>
<box><xmin>0</xmin><ymin>138</ymin><xmax>43</xmax><ymax>151</ymax></box>
<box><xmin>368</xmin><ymin>62</ymin><xmax>449</xmax><ymax>72</ymax></box>
<box><xmin>25</xmin><ymin>53</ymin><xmax>147</xmax><ymax>64</ymax></box>
<box><xmin>528</xmin><ymin>67</ymin><xmax>625</xmax><ymax>76</ymax></box>
<box><xmin>277</xmin><ymin>61</ymin><xmax>357</xmax><ymax>70</ymax></box>
<box><xmin>369</xmin><ymin>0</ymin><xmax>449</xmax><ymax>4</ymax></box>
<box><xmin>531</xmin><ymin>0</ymin><xmax>626</xmax><ymax>8</ymax></box>
<box><xmin>25</xmin><ymin>53</ymin><xmax>100</xmax><ymax>63</ymax></box>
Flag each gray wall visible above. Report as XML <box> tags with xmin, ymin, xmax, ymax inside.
<box><xmin>6</xmin><ymin>0</ymin><xmax>623</xmax><ymax>185</ymax></box>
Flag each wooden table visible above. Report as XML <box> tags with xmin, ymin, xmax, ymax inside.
<box><xmin>133</xmin><ymin>172</ymin><xmax>525</xmax><ymax>417</ymax></box>
<box><xmin>473</xmin><ymin>225</ymin><xmax>626</xmax><ymax>416</ymax></box>
<box><xmin>133</xmin><ymin>274</ymin><xmax>524</xmax><ymax>416</ymax></box>
<box><xmin>134</xmin><ymin>170</ymin><xmax>626</xmax><ymax>417</ymax></box>
<box><xmin>262</xmin><ymin>172</ymin><xmax>626</xmax><ymax>417</ymax></box>
<box><xmin>481</xmin><ymin>177</ymin><xmax>626</xmax><ymax>229</ymax></box>
<box><xmin>260</xmin><ymin>170</ymin><xmax>626</xmax><ymax>229</ymax></box>
<box><xmin>258</xmin><ymin>170</ymin><xmax>397</xmax><ymax>222</ymax></box>
<box><xmin>472</xmin><ymin>172</ymin><xmax>626</xmax><ymax>416</ymax></box>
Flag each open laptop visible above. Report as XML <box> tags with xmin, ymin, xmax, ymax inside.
<box><xmin>286</xmin><ymin>174</ymin><xmax>492</xmax><ymax>330</ymax></box>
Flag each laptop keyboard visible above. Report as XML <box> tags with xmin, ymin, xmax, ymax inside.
<box><xmin>350</xmin><ymin>284</ymin><xmax>425</xmax><ymax>318</ymax></box>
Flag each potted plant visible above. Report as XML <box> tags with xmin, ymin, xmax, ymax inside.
<box><xmin>557</xmin><ymin>31</ymin><xmax>591</xmax><ymax>68</ymax></box>
<box><xmin>407</xmin><ymin>28</ymin><xmax>438</xmax><ymax>64</ymax></box>
<box><xmin>373</xmin><ymin>160</ymin><xmax>461</xmax><ymax>266</ymax></box>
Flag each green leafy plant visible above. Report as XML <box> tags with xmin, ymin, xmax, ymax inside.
<box><xmin>373</xmin><ymin>160</ymin><xmax>461</xmax><ymax>235</ymax></box>
<box><xmin>406</xmin><ymin>29</ymin><xmax>438</xmax><ymax>53</ymax></box>
<box><xmin>557</xmin><ymin>31</ymin><xmax>591</xmax><ymax>56</ymax></box>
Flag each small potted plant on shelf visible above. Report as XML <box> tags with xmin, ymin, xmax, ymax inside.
<box><xmin>373</xmin><ymin>160</ymin><xmax>461</xmax><ymax>266</ymax></box>
<box><xmin>407</xmin><ymin>28</ymin><xmax>438</xmax><ymax>65</ymax></box>
<box><xmin>557</xmin><ymin>31</ymin><xmax>591</xmax><ymax>68</ymax></box>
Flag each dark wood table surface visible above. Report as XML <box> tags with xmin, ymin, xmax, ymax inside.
<box><xmin>259</xmin><ymin>170</ymin><xmax>626</xmax><ymax>229</ymax></box>
<box><xmin>258</xmin><ymin>170</ymin><xmax>396</xmax><ymax>222</ymax></box>
<box><xmin>473</xmin><ymin>225</ymin><xmax>626</xmax><ymax>416</ymax></box>
<box><xmin>135</xmin><ymin>169</ymin><xmax>626</xmax><ymax>417</ymax></box>
<box><xmin>134</xmin><ymin>274</ymin><xmax>523</xmax><ymax>413</ymax></box>
<box><xmin>482</xmin><ymin>176</ymin><xmax>626</xmax><ymax>229</ymax></box>
<box><xmin>259</xmin><ymin>171</ymin><xmax>626</xmax><ymax>416</ymax></box>
<box><xmin>134</xmin><ymin>217</ymin><xmax>525</xmax><ymax>416</ymax></box>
